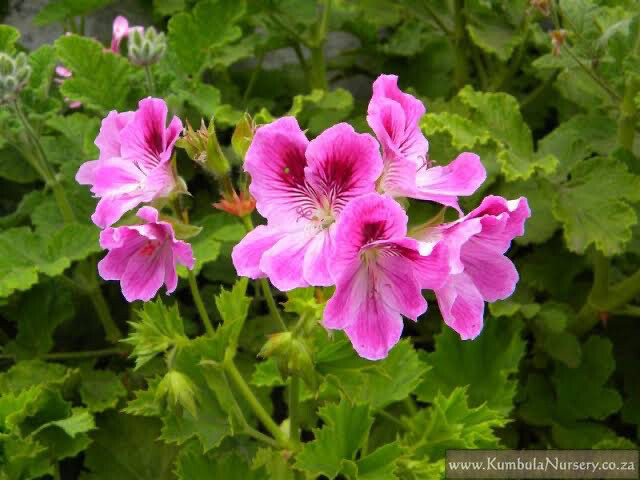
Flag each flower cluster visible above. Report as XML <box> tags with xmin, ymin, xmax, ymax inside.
<box><xmin>232</xmin><ymin>75</ymin><xmax>530</xmax><ymax>360</ymax></box>
<box><xmin>76</xmin><ymin>97</ymin><xmax>194</xmax><ymax>301</ymax></box>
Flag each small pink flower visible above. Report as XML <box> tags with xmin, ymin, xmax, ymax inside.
<box><xmin>323</xmin><ymin>193</ymin><xmax>449</xmax><ymax>360</ymax></box>
<box><xmin>98</xmin><ymin>206</ymin><xmax>194</xmax><ymax>302</ymax></box>
<box><xmin>76</xmin><ymin>97</ymin><xmax>183</xmax><ymax>228</ymax></box>
<box><xmin>232</xmin><ymin>117</ymin><xmax>383</xmax><ymax>291</ymax></box>
<box><xmin>414</xmin><ymin>195</ymin><xmax>530</xmax><ymax>340</ymax></box>
<box><xmin>367</xmin><ymin>74</ymin><xmax>486</xmax><ymax>213</ymax></box>
<box><xmin>111</xmin><ymin>16</ymin><xmax>130</xmax><ymax>53</ymax></box>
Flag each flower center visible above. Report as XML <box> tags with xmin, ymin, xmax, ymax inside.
<box><xmin>140</xmin><ymin>239</ymin><xmax>161</xmax><ymax>256</ymax></box>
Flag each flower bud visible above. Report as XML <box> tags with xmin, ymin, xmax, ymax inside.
<box><xmin>259</xmin><ymin>333</ymin><xmax>316</xmax><ymax>389</ymax></box>
<box><xmin>231</xmin><ymin>114</ymin><xmax>255</xmax><ymax>160</ymax></box>
<box><xmin>530</xmin><ymin>0</ymin><xmax>550</xmax><ymax>16</ymax></box>
<box><xmin>128</xmin><ymin>27</ymin><xmax>167</xmax><ymax>66</ymax></box>
<box><xmin>156</xmin><ymin>370</ymin><xmax>199</xmax><ymax>418</ymax></box>
<box><xmin>0</xmin><ymin>52</ymin><xmax>31</xmax><ymax>104</ymax></box>
<box><xmin>551</xmin><ymin>30</ymin><xmax>568</xmax><ymax>56</ymax></box>
<box><xmin>177</xmin><ymin>119</ymin><xmax>231</xmax><ymax>178</ymax></box>
<box><xmin>213</xmin><ymin>188</ymin><xmax>256</xmax><ymax>218</ymax></box>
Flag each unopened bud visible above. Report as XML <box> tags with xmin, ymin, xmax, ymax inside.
<box><xmin>213</xmin><ymin>188</ymin><xmax>256</xmax><ymax>218</ymax></box>
<box><xmin>177</xmin><ymin>119</ymin><xmax>231</xmax><ymax>178</ymax></box>
<box><xmin>128</xmin><ymin>27</ymin><xmax>167</xmax><ymax>66</ymax></box>
<box><xmin>231</xmin><ymin>114</ymin><xmax>255</xmax><ymax>160</ymax></box>
<box><xmin>156</xmin><ymin>370</ymin><xmax>199</xmax><ymax>418</ymax></box>
<box><xmin>0</xmin><ymin>52</ymin><xmax>31</xmax><ymax>104</ymax></box>
<box><xmin>259</xmin><ymin>333</ymin><xmax>316</xmax><ymax>389</ymax></box>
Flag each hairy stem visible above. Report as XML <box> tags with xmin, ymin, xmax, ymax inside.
<box><xmin>188</xmin><ymin>271</ymin><xmax>215</xmax><ymax>336</ymax></box>
<box><xmin>289</xmin><ymin>376</ymin><xmax>301</xmax><ymax>446</ymax></box>
<box><xmin>144</xmin><ymin>66</ymin><xmax>156</xmax><ymax>96</ymax></box>
<box><xmin>309</xmin><ymin>0</ymin><xmax>331</xmax><ymax>90</ymax></box>
<box><xmin>224</xmin><ymin>359</ymin><xmax>292</xmax><ymax>449</ymax></box>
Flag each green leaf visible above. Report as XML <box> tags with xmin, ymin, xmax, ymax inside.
<box><xmin>176</xmin><ymin>441</ymin><xmax>268</xmax><ymax>480</ymax></box>
<box><xmin>153</xmin><ymin>0</ymin><xmax>185</xmax><ymax>16</ymax></box>
<box><xmin>407</xmin><ymin>387</ymin><xmax>505</xmax><ymax>460</ymax></box>
<box><xmin>288</xmin><ymin>88</ymin><xmax>355</xmax><ymax>136</ymax></box>
<box><xmin>78</xmin><ymin>369</ymin><xmax>127</xmax><ymax>413</ymax></box>
<box><xmin>55</xmin><ymin>34</ymin><xmax>133</xmax><ymax>113</ymax></box>
<box><xmin>351</xmin><ymin>442</ymin><xmax>401</xmax><ymax>480</ymax></box>
<box><xmin>2</xmin><ymin>282</ymin><xmax>74</xmax><ymax>360</ymax></box>
<box><xmin>457</xmin><ymin>86</ymin><xmax>557</xmax><ymax>181</ymax></box>
<box><xmin>552</xmin><ymin>336</ymin><xmax>622</xmax><ymax>421</ymax></box>
<box><xmin>172</xmin><ymin>81</ymin><xmax>222</xmax><ymax>119</ymax></box>
<box><xmin>0</xmin><ymin>224</ymin><xmax>101</xmax><ymax>297</ymax></box>
<box><xmin>0</xmin><ymin>146</ymin><xmax>39</xmax><ymax>184</ymax></box>
<box><xmin>320</xmin><ymin>340</ymin><xmax>429</xmax><ymax>410</ymax></box>
<box><xmin>27</xmin><ymin>45</ymin><xmax>57</xmax><ymax>99</ymax></box>
<box><xmin>0</xmin><ymin>25</ymin><xmax>20</xmax><ymax>54</ymax></box>
<box><xmin>251</xmin><ymin>358</ymin><xmax>285</xmax><ymax>387</ymax></box>
<box><xmin>294</xmin><ymin>398</ymin><xmax>373</xmax><ymax>479</ymax></box>
<box><xmin>0</xmin><ymin>190</ymin><xmax>46</xmax><ymax>229</ymax></box>
<box><xmin>33</xmin><ymin>408</ymin><xmax>95</xmax><ymax>438</ymax></box>
<box><xmin>81</xmin><ymin>412</ymin><xmax>178</xmax><ymax>480</ymax></box>
<box><xmin>159</xmin><ymin>338</ymin><xmax>233</xmax><ymax>451</ymax></box>
<box><xmin>124</xmin><ymin>299</ymin><xmax>189</xmax><ymax>370</ymax></box>
<box><xmin>0</xmin><ymin>360</ymin><xmax>76</xmax><ymax>393</ymax></box>
<box><xmin>422</xmin><ymin>112</ymin><xmax>491</xmax><ymax>150</ymax></box>
<box><xmin>552</xmin><ymin>157</ymin><xmax>640</xmax><ymax>255</ymax></box>
<box><xmin>167</xmin><ymin>0</ymin><xmax>247</xmax><ymax>75</ymax></box>
<box><xmin>45</xmin><ymin>113</ymin><xmax>101</xmax><ymax>160</ymax></box>
<box><xmin>215</xmin><ymin>278</ymin><xmax>250</xmax><ymax>351</ymax></box>
<box><xmin>253</xmin><ymin>447</ymin><xmax>294</xmax><ymax>480</ymax></box>
<box><xmin>415</xmin><ymin>316</ymin><xmax>525</xmax><ymax>415</ymax></box>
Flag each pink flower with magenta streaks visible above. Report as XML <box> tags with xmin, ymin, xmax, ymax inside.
<box><xmin>323</xmin><ymin>193</ymin><xmax>449</xmax><ymax>360</ymax></box>
<box><xmin>414</xmin><ymin>195</ymin><xmax>530</xmax><ymax>340</ymax></box>
<box><xmin>76</xmin><ymin>97</ymin><xmax>182</xmax><ymax>228</ymax></box>
<box><xmin>367</xmin><ymin>74</ymin><xmax>486</xmax><ymax>213</ymax></box>
<box><xmin>232</xmin><ymin>117</ymin><xmax>383</xmax><ymax>291</ymax></box>
<box><xmin>111</xmin><ymin>16</ymin><xmax>130</xmax><ymax>53</ymax></box>
<box><xmin>98</xmin><ymin>206</ymin><xmax>194</xmax><ymax>302</ymax></box>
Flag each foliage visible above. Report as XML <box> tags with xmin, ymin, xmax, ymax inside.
<box><xmin>2</xmin><ymin>0</ymin><xmax>640</xmax><ymax>478</ymax></box>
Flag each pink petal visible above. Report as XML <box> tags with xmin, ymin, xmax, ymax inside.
<box><xmin>55</xmin><ymin>66</ymin><xmax>72</xmax><ymax>77</ymax></box>
<box><xmin>435</xmin><ymin>273</ymin><xmax>485</xmax><ymax>340</ymax></box>
<box><xmin>414</xmin><ymin>152</ymin><xmax>486</xmax><ymax>213</ymax></box>
<box><xmin>259</xmin><ymin>230</ymin><xmax>312</xmax><ymax>291</ymax></box>
<box><xmin>302</xmin><ymin>227</ymin><xmax>334</xmax><ymax>286</ymax></box>
<box><xmin>172</xmin><ymin>240</ymin><xmax>195</xmax><ymax>269</ymax></box>
<box><xmin>304</xmin><ymin>122</ymin><xmax>383</xmax><ymax>213</ymax></box>
<box><xmin>76</xmin><ymin>160</ymin><xmax>100</xmax><ymax>186</ymax></box>
<box><xmin>323</xmin><ymin>262</ymin><xmax>367</xmax><ymax>330</ymax></box>
<box><xmin>367</xmin><ymin>74</ymin><xmax>428</xmax><ymax>169</ymax></box>
<box><xmin>163</xmin><ymin>249</ymin><xmax>178</xmax><ymax>294</ymax></box>
<box><xmin>97</xmin><ymin>234</ymin><xmax>147</xmax><ymax>280</ymax></box>
<box><xmin>95</xmin><ymin>110</ymin><xmax>134</xmax><ymax>161</ymax></box>
<box><xmin>120</xmin><ymin>245</ymin><xmax>167</xmax><ymax>302</ymax></box>
<box><xmin>232</xmin><ymin>225</ymin><xmax>287</xmax><ymax>279</ymax></box>
<box><xmin>460</xmin><ymin>238</ymin><xmax>519</xmax><ymax>302</ymax></box>
<box><xmin>244</xmin><ymin>116</ymin><xmax>310</xmax><ymax>224</ymax></box>
<box><xmin>111</xmin><ymin>15</ymin><xmax>129</xmax><ymax>52</ymax></box>
<box><xmin>91</xmin><ymin>157</ymin><xmax>146</xmax><ymax>195</ymax></box>
<box><xmin>91</xmin><ymin>191</ymin><xmax>151</xmax><ymax>228</ymax></box>
<box><xmin>120</xmin><ymin>98</ymin><xmax>179</xmax><ymax>173</ymax></box>
<box><xmin>330</xmin><ymin>193</ymin><xmax>408</xmax><ymax>280</ymax></box>
<box><xmin>136</xmin><ymin>206</ymin><xmax>160</xmax><ymax>223</ymax></box>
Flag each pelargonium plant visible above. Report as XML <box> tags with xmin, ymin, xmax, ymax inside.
<box><xmin>77</xmin><ymin>74</ymin><xmax>530</xmax><ymax>360</ymax></box>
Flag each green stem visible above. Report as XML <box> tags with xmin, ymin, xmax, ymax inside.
<box><xmin>612</xmin><ymin>305</ymin><xmax>640</xmax><ymax>317</ymax></box>
<box><xmin>261</xmin><ymin>279</ymin><xmax>288</xmax><ymax>332</ymax></box>
<box><xmin>89</xmin><ymin>283</ymin><xmax>122</xmax><ymax>343</ymax></box>
<box><xmin>243</xmin><ymin>52</ymin><xmax>265</xmax><ymax>105</ymax></box>
<box><xmin>378</xmin><ymin>410</ymin><xmax>409</xmax><ymax>430</ymax></box>
<box><xmin>224</xmin><ymin>359</ymin><xmax>292</xmax><ymax>449</ymax></box>
<box><xmin>188</xmin><ymin>271</ymin><xmax>215</xmax><ymax>336</ymax></box>
<box><xmin>309</xmin><ymin>0</ymin><xmax>331</xmax><ymax>90</ymax></box>
<box><xmin>520</xmin><ymin>70</ymin><xmax>560</xmax><ymax>109</ymax></box>
<box><xmin>491</xmin><ymin>13</ymin><xmax>531</xmax><ymax>91</ymax></box>
<box><xmin>0</xmin><ymin>347</ymin><xmax>126</xmax><ymax>362</ymax></box>
<box><xmin>12</xmin><ymin>100</ymin><xmax>76</xmax><ymax>223</ymax></box>
<box><xmin>453</xmin><ymin>0</ymin><xmax>469</xmax><ymax>89</ymax></box>
<box><xmin>561</xmin><ymin>45</ymin><xmax>620</xmax><ymax>103</ymax></box>
<box><xmin>241</xmin><ymin>215</ymin><xmax>287</xmax><ymax>332</ymax></box>
<box><xmin>289</xmin><ymin>376</ymin><xmax>300</xmax><ymax>446</ymax></box>
<box><xmin>244</xmin><ymin>426</ymin><xmax>281</xmax><ymax>448</ymax></box>
<box><xmin>292</xmin><ymin>42</ymin><xmax>312</xmax><ymax>87</ymax></box>
<box><xmin>144</xmin><ymin>66</ymin><xmax>156</xmax><ymax>96</ymax></box>
<box><xmin>588</xmin><ymin>251</ymin><xmax>609</xmax><ymax>309</ymax></box>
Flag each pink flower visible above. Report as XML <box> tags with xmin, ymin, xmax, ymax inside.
<box><xmin>414</xmin><ymin>195</ymin><xmax>530</xmax><ymax>340</ymax></box>
<box><xmin>232</xmin><ymin>117</ymin><xmax>383</xmax><ymax>291</ymax></box>
<box><xmin>111</xmin><ymin>16</ymin><xmax>130</xmax><ymax>53</ymax></box>
<box><xmin>367</xmin><ymin>74</ymin><xmax>486</xmax><ymax>213</ymax></box>
<box><xmin>323</xmin><ymin>193</ymin><xmax>449</xmax><ymax>360</ymax></box>
<box><xmin>76</xmin><ymin>97</ymin><xmax>182</xmax><ymax>228</ymax></box>
<box><xmin>98</xmin><ymin>206</ymin><xmax>194</xmax><ymax>302</ymax></box>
